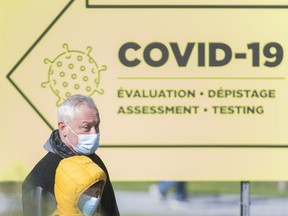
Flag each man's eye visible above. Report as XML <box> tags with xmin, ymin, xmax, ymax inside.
<box><xmin>82</xmin><ymin>126</ymin><xmax>90</xmax><ymax>130</ymax></box>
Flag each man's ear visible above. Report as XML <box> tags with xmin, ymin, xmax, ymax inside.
<box><xmin>58</xmin><ymin>121</ymin><xmax>67</xmax><ymax>137</ymax></box>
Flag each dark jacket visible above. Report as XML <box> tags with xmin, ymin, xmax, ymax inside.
<box><xmin>22</xmin><ymin>130</ymin><xmax>120</xmax><ymax>216</ymax></box>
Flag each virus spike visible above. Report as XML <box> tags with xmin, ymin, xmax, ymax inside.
<box><xmin>63</xmin><ymin>43</ymin><xmax>69</xmax><ymax>52</ymax></box>
<box><xmin>44</xmin><ymin>58</ymin><xmax>53</xmax><ymax>64</ymax></box>
<box><xmin>86</xmin><ymin>46</ymin><xmax>92</xmax><ymax>55</ymax></box>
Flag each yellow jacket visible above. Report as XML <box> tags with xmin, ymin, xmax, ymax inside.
<box><xmin>51</xmin><ymin>156</ymin><xmax>107</xmax><ymax>216</ymax></box>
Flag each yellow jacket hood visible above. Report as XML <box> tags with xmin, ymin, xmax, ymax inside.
<box><xmin>52</xmin><ymin>156</ymin><xmax>107</xmax><ymax>216</ymax></box>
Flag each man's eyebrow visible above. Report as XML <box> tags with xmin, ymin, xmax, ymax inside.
<box><xmin>81</xmin><ymin>120</ymin><xmax>97</xmax><ymax>125</ymax></box>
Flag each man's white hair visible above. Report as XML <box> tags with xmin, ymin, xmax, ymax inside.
<box><xmin>58</xmin><ymin>94</ymin><xmax>98</xmax><ymax>122</ymax></box>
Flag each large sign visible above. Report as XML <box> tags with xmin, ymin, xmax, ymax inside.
<box><xmin>2</xmin><ymin>0</ymin><xmax>288</xmax><ymax>181</ymax></box>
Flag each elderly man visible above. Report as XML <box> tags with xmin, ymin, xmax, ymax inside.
<box><xmin>22</xmin><ymin>94</ymin><xmax>120</xmax><ymax>216</ymax></box>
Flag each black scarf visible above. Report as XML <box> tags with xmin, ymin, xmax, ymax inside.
<box><xmin>49</xmin><ymin>129</ymin><xmax>75</xmax><ymax>158</ymax></box>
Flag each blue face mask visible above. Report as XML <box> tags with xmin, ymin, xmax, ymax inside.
<box><xmin>65</xmin><ymin>123</ymin><xmax>100</xmax><ymax>155</ymax></box>
<box><xmin>78</xmin><ymin>194</ymin><xmax>101</xmax><ymax>216</ymax></box>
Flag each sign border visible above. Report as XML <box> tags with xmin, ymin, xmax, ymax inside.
<box><xmin>86</xmin><ymin>1</ymin><xmax>288</xmax><ymax>8</ymax></box>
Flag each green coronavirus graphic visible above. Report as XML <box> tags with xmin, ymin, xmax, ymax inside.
<box><xmin>41</xmin><ymin>43</ymin><xmax>107</xmax><ymax>106</ymax></box>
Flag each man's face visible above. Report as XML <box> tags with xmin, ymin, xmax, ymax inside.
<box><xmin>60</xmin><ymin>105</ymin><xmax>100</xmax><ymax>146</ymax></box>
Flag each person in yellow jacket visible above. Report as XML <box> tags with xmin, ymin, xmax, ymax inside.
<box><xmin>52</xmin><ymin>155</ymin><xmax>107</xmax><ymax>216</ymax></box>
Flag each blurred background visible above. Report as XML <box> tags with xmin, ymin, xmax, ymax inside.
<box><xmin>2</xmin><ymin>181</ymin><xmax>288</xmax><ymax>216</ymax></box>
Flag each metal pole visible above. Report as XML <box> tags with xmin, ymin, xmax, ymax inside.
<box><xmin>240</xmin><ymin>181</ymin><xmax>250</xmax><ymax>216</ymax></box>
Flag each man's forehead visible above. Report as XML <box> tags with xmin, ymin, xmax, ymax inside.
<box><xmin>73</xmin><ymin>106</ymin><xmax>99</xmax><ymax>119</ymax></box>
<box><xmin>74</xmin><ymin>117</ymin><xmax>100</xmax><ymax>125</ymax></box>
